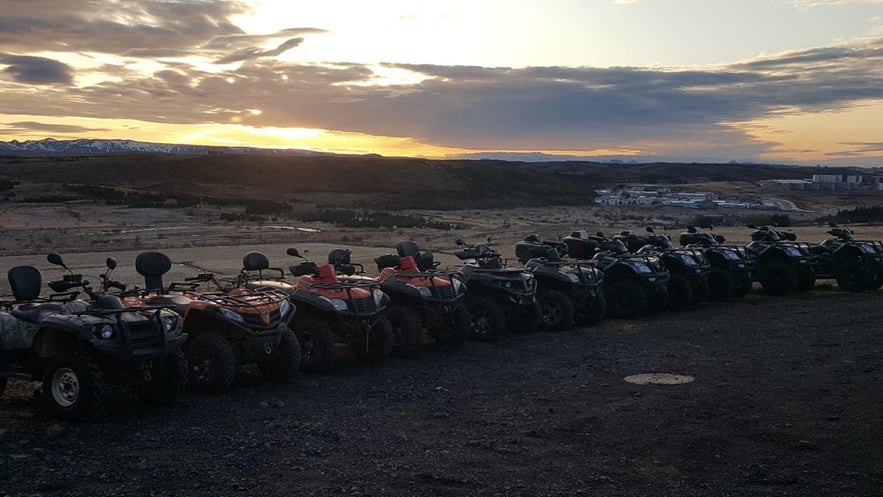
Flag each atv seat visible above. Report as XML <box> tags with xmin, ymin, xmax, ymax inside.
<box><xmin>375</xmin><ymin>254</ymin><xmax>402</xmax><ymax>271</ymax></box>
<box><xmin>8</xmin><ymin>265</ymin><xmax>43</xmax><ymax>301</ymax></box>
<box><xmin>563</xmin><ymin>235</ymin><xmax>598</xmax><ymax>259</ymax></box>
<box><xmin>11</xmin><ymin>303</ymin><xmax>65</xmax><ymax>324</ymax></box>
<box><xmin>135</xmin><ymin>251</ymin><xmax>172</xmax><ymax>291</ymax></box>
<box><xmin>396</xmin><ymin>240</ymin><xmax>436</xmax><ymax>271</ymax></box>
<box><xmin>145</xmin><ymin>295</ymin><xmax>192</xmax><ymax>317</ymax></box>
<box><xmin>514</xmin><ymin>239</ymin><xmax>561</xmax><ymax>264</ymax></box>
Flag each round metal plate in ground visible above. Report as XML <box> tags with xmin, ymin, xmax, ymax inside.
<box><xmin>624</xmin><ymin>373</ymin><xmax>695</xmax><ymax>385</ymax></box>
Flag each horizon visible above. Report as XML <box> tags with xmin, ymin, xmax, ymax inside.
<box><xmin>0</xmin><ymin>1</ymin><xmax>881</xmax><ymax>166</ymax></box>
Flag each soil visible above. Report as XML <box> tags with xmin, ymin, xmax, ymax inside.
<box><xmin>2</xmin><ymin>287</ymin><xmax>882</xmax><ymax>496</ymax></box>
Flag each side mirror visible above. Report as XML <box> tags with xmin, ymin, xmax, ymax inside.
<box><xmin>747</xmin><ymin>224</ymin><xmax>758</xmax><ymax>229</ymax></box>
<box><xmin>47</xmin><ymin>253</ymin><xmax>69</xmax><ymax>270</ymax></box>
<box><xmin>106</xmin><ymin>257</ymin><xmax>117</xmax><ymax>270</ymax></box>
<box><xmin>645</xmin><ymin>226</ymin><xmax>654</xmax><ymax>233</ymax></box>
<box><xmin>455</xmin><ymin>238</ymin><xmax>465</xmax><ymax>246</ymax></box>
<box><xmin>287</xmin><ymin>248</ymin><xmax>301</xmax><ymax>258</ymax></box>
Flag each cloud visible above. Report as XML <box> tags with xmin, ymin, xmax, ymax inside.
<box><xmin>4</xmin><ymin>121</ymin><xmax>107</xmax><ymax>134</ymax></box>
<box><xmin>790</xmin><ymin>0</ymin><xmax>883</xmax><ymax>8</ymax></box>
<box><xmin>0</xmin><ymin>55</ymin><xmax>73</xmax><ymax>84</ymax></box>
<box><xmin>214</xmin><ymin>37</ymin><xmax>305</xmax><ymax>64</ymax></box>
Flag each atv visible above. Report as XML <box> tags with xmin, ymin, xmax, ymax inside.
<box><xmin>615</xmin><ymin>227</ymin><xmax>711</xmax><ymax>311</ymax></box>
<box><xmin>121</xmin><ymin>251</ymin><xmax>298</xmax><ymax>393</ymax></box>
<box><xmin>744</xmin><ymin>225</ymin><xmax>817</xmax><ymax>296</ymax></box>
<box><xmin>679</xmin><ymin>226</ymin><xmax>754</xmax><ymax>300</ymax></box>
<box><xmin>453</xmin><ymin>238</ymin><xmax>540</xmax><ymax>341</ymax></box>
<box><xmin>1</xmin><ymin>254</ymin><xmax>187</xmax><ymax>420</ymax></box>
<box><xmin>237</xmin><ymin>249</ymin><xmax>394</xmax><ymax>372</ymax></box>
<box><xmin>806</xmin><ymin>225</ymin><xmax>883</xmax><ymax>291</ymax></box>
<box><xmin>563</xmin><ymin>231</ymin><xmax>670</xmax><ymax>319</ymax></box>
<box><xmin>326</xmin><ymin>246</ymin><xmax>469</xmax><ymax>354</ymax></box>
<box><xmin>514</xmin><ymin>234</ymin><xmax>606</xmax><ymax>330</ymax></box>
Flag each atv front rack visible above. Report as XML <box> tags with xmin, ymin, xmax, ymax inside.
<box><xmin>384</xmin><ymin>269</ymin><xmax>462</xmax><ymax>302</ymax></box>
<box><xmin>198</xmin><ymin>288</ymin><xmax>291</xmax><ymax>308</ymax></box>
<box><xmin>530</xmin><ymin>260</ymin><xmax>602</xmax><ymax>285</ymax></box>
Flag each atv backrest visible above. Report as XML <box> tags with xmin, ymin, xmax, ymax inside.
<box><xmin>375</xmin><ymin>254</ymin><xmax>401</xmax><ymax>271</ymax></box>
<box><xmin>242</xmin><ymin>251</ymin><xmax>270</xmax><ymax>271</ymax></box>
<box><xmin>8</xmin><ymin>265</ymin><xmax>42</xmax><ymax>301</ymax></box>
<box><xmin>135</xmin><ymin>251</ymin><xmax>172</xmax><ymax>291</ymax></box>
<box><xmin>400</xmin><ymin>256</ymin><xmax>420</xmax><ymax>273</ymax></box>
<box><xmin>328</xmin><ymin>248</ymin><xmax>352</xmax><ymax>265</ymax></box>
<box><xmin>563</xmin><ymin>235</ymin><xmax>598</xmax><ymax>259</ymax></box>
<box><xmin>515</xmin><ymin>240</ymin><xmax>560</xmax><ymax>264</ymax></box>
<box><xmin>396</xmin><ymin>241</ymin><xmax>420</xmax><ymax>258</ymax></box>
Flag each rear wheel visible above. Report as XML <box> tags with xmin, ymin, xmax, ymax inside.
<box><xmin>294</xmin><ymin>318</ymin><xmax>336</xmax><ymax>373</ymax></box>
<box><xmin>257</xmin><ymin>330</ymin><xmax>301</xmax><ymax>382</ymax></box>
<box><xmin>385</xmin><ymin>305</ymin><xmax>424</xmax><ymax>357</ymax></box>
<box><xmin>187</xmin><ymin>332</ymin><xmax>237</xmax><ymax>394</ymax></box>
<box><xmin>605</xmin><ymin>279</ymin><xmax>647</xmax><ymax>319</ymax></box>
<box><xmin>352</xmin><ymin>315</ymin><xmax>394</xmax><ymax>362</ymax></box>
<box><xmin>707</xmin><ymin>267</ymin><xmax>736</xmax><ymax>301</ymax></box>
<box><xmin>760</xmin><ymin>262</ymin><xmax>797</xmax><ymax>296</ymax></box>
<box><xmin>666</xmin><ymin>274</ymin><xmax>693</xmax><ymax>311</ymax></box>
<box><xmin>43</xmin><ymin>353</ymin><xmax>105</xmax><ymax>421</ymax></box>
<box><xmin>733</xmin><ymin>273</ymin><xmax>753</xmax><ymax>297</ymax></box>
<box><xmin>465</xmin><ymin>297</ymin><xmax>506</xmax><ymax>341</ymax></box>
<box><xmin>431</xmin><ymin>305</ymin><xmax>470</xmax><ymax>345</ymax></box>
<box><xmin>537</xmin><ymin>290</ymin><xmax>575</xmax><ymax>331</ymax></box>
<box><xmin>574</xmin><ymin>291</ymin><xmax>606</xmax><ymax>325</ymax></box>
<box><xmin>835</xmin><ymin>260</ymin><xmax>871</xmax><ymax>292</ymax></box>
<box><xmin>690</xmin><ymin>274</ymin><xmax>709</xmax><ymax>304</ymax></box>
<box><xmin>867</xmin><ymin>269</ymin><xmax>883</xmax><ymax>290</ymax></box>
<box><xmin>795</xmin><ymin>268</ymin><xmax>816</xmax><ymax>292</ymax></box>
<box><xmin>133</xmin><ymin>350</ymin><xmax>188</xmax><ymax>405</ymax></box>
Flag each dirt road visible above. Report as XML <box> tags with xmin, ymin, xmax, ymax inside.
<box><xmin>2</xmin><ymin>288</ymin><xmax>882</xmax><ymax>496</ymax></box>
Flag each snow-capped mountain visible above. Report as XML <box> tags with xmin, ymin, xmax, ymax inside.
<box><xmin>0</xmin><ymin>138</ymin><xmax>346</xmax><ymax>157</ymax></box>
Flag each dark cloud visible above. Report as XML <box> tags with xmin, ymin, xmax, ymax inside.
<box><xmin>5</xmin><ymin>121</ymin><xmax>107</xmax><ymax>133</ymax></box>
<box><xmin>0</xmin><ymin>55</ymin><xmax>73</xmax><ymax>84</ymax></box>
<box><xmin>215</xmin><ymin>37</ymin><xmax>305</xmax><ymax>64</ymax></box>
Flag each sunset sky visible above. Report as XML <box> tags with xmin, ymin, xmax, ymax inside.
<box><xmin>1</xmin><ymin>0</ymin><xmax>882</xmax><ymax>165</ymax></box>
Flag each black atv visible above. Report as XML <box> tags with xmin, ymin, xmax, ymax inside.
<box><xmin>679</xmin><ymin>226</ymin><xmax>754</xmax><ymax>301</ymax></box>
<box><xmin>745</xmin><ymin>225</ymin><xmax>817</xmax><ymax>296</ymax></box>
<box><xmin>453</xmin><ymin>239</ymin><xmax>540</xmax><ymax>341</ymax></box>
<box><xmin>326</xmin><ymin>245</ymin><xmax>469</xmax><ymax>354</ymax></box>
<box><xmin>807</xmin><ymin>225</ymin><xmax>883</xmax><ymax>291</ymax></box>
<box><xmin>122</xmin><ymin>251</ymin><xmax>299</xmax><ymax>393</ymax></box>
<box><xmin>615</xmin><ymin>227</ymin><xmax>711</xmax><ymax>311</ymax></box>
<box><xmin>564</xmin><ymin>231</ymin><xmax>670</xmax><ymax>319</ymax></box>
<box><xmin>514</xmin><ymin>234</ymin><xmax>606</xmax><ymax>330</ymax></box>
<box><xmin>1</xmin><ymin>254</ymin><xmax>187</xmax><ymax>420</ymax></box>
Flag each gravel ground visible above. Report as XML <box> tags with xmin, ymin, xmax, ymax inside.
<box><xmin>2</xmin><ymin>289</ymin><xmax>883</xmax><ymax>496</ymax></box>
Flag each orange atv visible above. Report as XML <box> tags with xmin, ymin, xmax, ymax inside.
<box><xmin>120</xmin><ymin>251</ymin><xmax>299</xmax><ymax>393</ymax></box>
<box><xmin>235</xmin><ymin>250</ymin><xmax>393</xmax><ymax>373</ymax></box>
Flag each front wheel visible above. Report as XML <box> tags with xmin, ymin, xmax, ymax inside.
<box><xmin>507</xmin><ymin>300</ymin><xmax>541</xmax><ymax>334</ymax></box>
<box><xmin>760</xmin><ymin>262</ymin><xmax>797</xmax><ymax>296</ymax></box>
<box><xmin>574</xmin><ymin>291</ymin><xmax>607</xmax><ymax>325</ymax></box>
<box><xmin>465</xmin><ymin>297</ymin><xmax>506</xmax><ymax>341</ymax></box>
<box><xmin>835</xmin><ymin>260</ymin><xmax>871</xmax><ymax>292</ymax></box>
<box><xmin>133</xmin><ymin>350</ymin><xmax>188</xmax><ymax>405</ymax></box>
<box><xmin>605</xmin><ymin>279</ymin><xmax>647</xmax><ymax>319</ymax></box>
<box><xmin>733</xmin><ymin>273</ymin><xmax>753</xmax><ymax>298</ymax></box>
<box><xmin>352</xmin><ymin>315</ymin><xmax>394</xmax><ymax>363</ymax></box>
<box><xmin>690</xmin><ymin>274</ymin><xmax>709</xmax><ymax>304</ymax></box>
<box><xmin>257</xmin><ymin>330</ymin><xmax>301</xmax><ymax>382</ymax></box>
<box><xmin>42</xmin><ymin>353</ymin><xmax>105</xmax><ymax>421</ymax></box>
<box><xmin>187</xmin><ymin>332</ymin><xmax>237</xmax><ymax>394</ymax></box>
<box><xmin>707</xmin><ymin>267</ymin><xmax>736</xmax><ymax>301</ymax></box>
<box><xmin>666</xmin><ymin>274</ymin><xmax>693</xmax><ymax>311</ymax></box>
<box><xmin>430</xmin><ymin>305</ymin><xmax>470</xmax><ymax>345</ymax></box>
<box><xmin>385</xmin><ymin>305</ymin><xmax>424</xmax><ymax>357</ymax></box>
<box><xmin>0</xmin><ymin>378</ymin><xmax>6</xmax><ymax>398</ymax></box>
<box><xmin>795</xmin><ymin>268</ymin><xmax>815</xmax><ymax>292</ymax></box>
<box><xmin>294</xmin><ymin>318</ymin><xmax>336</xmax><ymax>373</ymax></box>
<box><xmin>538</xmin><ymin>290</ymin><xmax>575</xmax><ymax>331</ymax></box>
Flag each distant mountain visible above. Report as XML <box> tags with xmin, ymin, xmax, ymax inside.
<box><xmin>0</xmin><ymin>138</ymin><xmax>359</xmax><ymax>158</ymax></box>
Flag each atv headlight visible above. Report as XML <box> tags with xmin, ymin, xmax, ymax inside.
<box><xmin>279</xmin><ymin>299</ymin><xmax>292</xmax><ymax>318</ymax></box>
<box><xmin>632</xmin><ymin>262</ymin><xmax>653</xmax><ymax>273</ymax></box>
<box><xmin>452</xmin><ymin>278</ymin><xmax>465</xmax><ymax>293</ymax></box>
<box><xmin>373</xmin><ymin>289</ymin><xmax>388</xmax><ymax>307</ymax></box>
<box><xmin>218</xmin><ymin>307</ymin><xmax>245</xmax><ymax>323</ymax></box>
<box><xmin>722</xmin><ymin>249</ymin><xmax>740</xmax><ymax>261</ymax></box>
<box><xmin>98</xmin><ymin>324</ymin><xmax>114</xmax><ymax>339</ymax></box>
<box><xmin>680</xmin><ymin>254</ymin><xmax>699</xmax><ymax>266</ymax></box>
<box><xmin>328</xmin><ymin>298</ymin><xmax>349</xmax><ymax>311</ymax></box>
<box><xmin>566</xmin><ymin>272</ymin><xmax>580</xmax><ymax>283</ymax></box>
<box><xmin>417</xmin><ymin>287</ymin><xmax>432</xmax><ymax>298</ymax></box>
<box><xmin>161</xmin><ymin>314</ymin><xmax>177</xmax><ymax>332</ymax></box>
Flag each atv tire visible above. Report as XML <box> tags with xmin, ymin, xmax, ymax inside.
<box><xmin>431</xmin><ymin>305</ymin><xmax>470</xmax><ymax>345</ymax></box>
<box><xmin>761</xmin><ymin>262</ymin><xmax>797</xmax><ymax>296</ymax></box>
<box><xmin>707</xmin><ymin>267</ymin><xmax>736</xmax><ymax>301</ymax></box>
<box><xmin>537</xmin><ymin>290</ymin><xmax>575</xmax><ymax>331</ymax></box>
<box><xmin>835</xmin><ymin>260</ymin><xmax>871</xmax><ymax>292</ymax></box>
<box><xmin>133</xmin><ymin>349</ymin><xmax>188</xmax><ymax>405</ymax></box>
<box><xmin>352</xmin><ymin>315</ymin><xmax>394</xmax><ymax>362</ymax></box>
<box><xmin>0</xmin><ymin>378</ymin><xmax>6</xmax><ymax>398</ymax></box>
<box><xmin>605</xmin><ymin>279</ymin><xmax>647</xmax><ymax>319</ymax></box>
<box><xmin>43</xmin><ymin>353</ymin><xmax>105</xmax><ymax>421</ymax></box>
<box><xmin>187</xmin><ymin>332</ymin><xmax>237</xmax><ymax>394</ymax></box>
<box><xmin>294</xmin><ymin>318</ymin><xmax>336</xmax><ymax>373</ymax></box>
<box><xmin>867</xmin><ymin>269</ymin><xmax>883</xmax><ymax>290</ymax></box>
<box><xmin>795</xmin><ymin>268</ymin><xmax>816</xmax><ymax>292</ymax></box>
<box><xmin>733</xmin><ymin>273</ymin><xmax>753</xmax><ymax>298</ymax></box>
<box><xmin>508</xmin><ymin>300</ymin><xmax>541</xmax><ymax>334</ymax></box>
<box><xmin>690</xmin><ymin>274</ymin><xmax>709</xmax><ymax>304</ymax></box>
<box><xmin>257</xmin><ymin>330</ymin><xmax>301</xmax><ymax>382</ymax></box>
<box><xmin>666</xmin><ymin>274</ymin><xmax>693</xmax><ymax>311</ymax></box>
<box><xmin>645</xmin><ymin>284</ymin><xmax>669</xmax><ymax>312</ymax></box>
<box><xmin>465</xmin><ymin>297</ymin><xmax>506</xmax><ymax>341</ymax></box>
<box><xmin>574</xmin><ymin>291</ymin><xmax>607</xmax><ymax>326</ymax></box>
<box><xmin>386</xmin><ymin>305</ymin><xmax>424</xmax><ymax>357</ymax></box>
